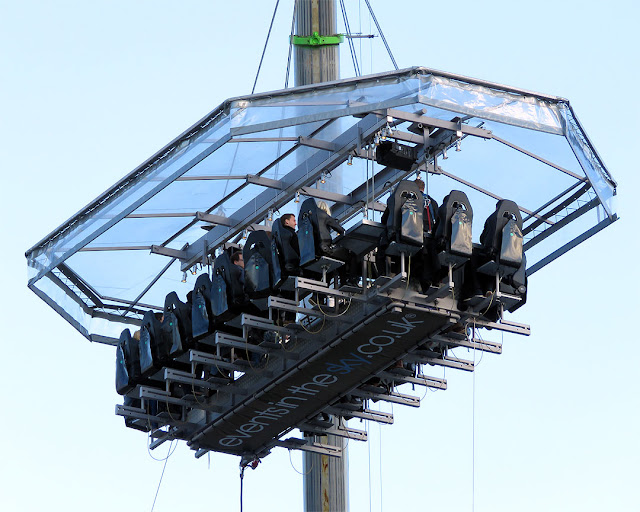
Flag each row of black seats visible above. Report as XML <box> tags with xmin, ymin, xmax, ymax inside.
<box><xmin>116</xmin><ymin>180</ymin><xmax>529</xmax><ymax>407</ymax></box>
<box><xmin>378</xmin><ymin>179</ymin><xmax>527</xmax><ymax>315</ymax></box>
<box><xmin>115</xmin><ymin>215</ymin><xmax>315</xmax><ymax>399</ymax></box>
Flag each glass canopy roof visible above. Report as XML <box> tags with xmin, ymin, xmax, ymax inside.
<box><xmin>25</xmin><ymin>67</ymin><xmax>617</xmax><ymax>344</ymax></box>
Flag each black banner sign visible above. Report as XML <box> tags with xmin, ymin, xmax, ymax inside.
<box><xmin>197</xmin><ymin>307</ymin><xmax>449</xmax><ymax>455</ymax></box>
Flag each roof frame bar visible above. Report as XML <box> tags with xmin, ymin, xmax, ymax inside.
<box><xmin>180</xmin><ymin>113</ymin><xmax>387</xmax><ymax>270</ymax></box>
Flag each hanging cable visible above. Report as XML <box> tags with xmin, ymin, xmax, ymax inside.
<box><xmin>150</xmin><ymin>440</ymin><xmax>175</xmax><ymax>512</ymax></box>
<box><xmin>288</xmin><ymin>448</ymin><xmax>314</xmax><ymax>475</ymax></box>
<box><xmin>252</xmin><ymin>0</ymin><xmax>281</xmax><ymax>94</ymax></box>
<box><xmin>367</xmin><ymin>419</ymin><xmax>372</xmax><ymax>512</ymax></box>
<box><xmin>240</xmin><ymin>465</ymin><xmax>245</xmax><ymax>512</ymax></box>
<box><xmin>363</xmin><ymin>0</ymin><xmax>398</xmax><ymax>70</ymax></box>
<box><xmin>339</xmin><ymin>0</ymin><xmax>361</xmax><ymax>76</ymax></box>
<box><xmin>240</xmin><ymin>458</ymin><xmax>260</xmax><ymax>512</ymax></box>
<box><xmin>284</xmin><ymin>0</ymin><xmax>297</xmax><ymax>88</ymax></box>
<box><xmin>472</xmin><ymin>324</ymin><xmax>477</xmax><ymax>512</ymax></box>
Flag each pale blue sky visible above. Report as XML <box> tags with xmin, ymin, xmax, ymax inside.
<box><xmin>1</xmin><ymin>1</ymin><xmax>638</xmax><ymax>511</ymax></box>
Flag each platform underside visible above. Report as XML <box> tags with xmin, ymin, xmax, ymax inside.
<box><xmin>117</xmin><ymin>274</ymin><xmax>529</xmax><ymax>460</ymax></box>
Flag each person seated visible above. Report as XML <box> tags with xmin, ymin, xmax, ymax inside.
<box><xmin>411</xmin><ymin>179</ymin><xmax>440</xmax><ymax>292</ymax></box>
<box><xmin>273</xmin><ymin>213</ymin><xmax>300</xmax><ymax>276</ymax></box>
<box><xmin>314</xmin><ymin>201</ymin><xmax>360</xmax><ymax>286</ymax></box>
<box><xmin>229</xmin><ymin>250</ymin><xmax>245</xmax><ymax>286</ymax></box>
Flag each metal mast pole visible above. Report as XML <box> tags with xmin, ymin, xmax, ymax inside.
<box><xmin>294</xmin><ymin>2</ymin><xmax>347</xmax><ymax>512</ymax></box>
<box><xmin>294</xmin><ymin>0</ymin><xmax>340</xmax><ymax>87</ymax></box>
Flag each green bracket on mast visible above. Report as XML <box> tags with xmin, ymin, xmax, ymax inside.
<box><xmin>291</xmin><ymin>31</ymin><xmax>344</xmax><ymax>47</ymax></box>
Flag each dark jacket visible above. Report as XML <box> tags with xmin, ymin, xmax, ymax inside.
<box><xmin>229</xmin><ymin>263</ymin><xmax>245</xmax><ymax>287</ymax></box>
<box><xmin>316</xmin><ymin>209</ymin><xmax>345</xmax><ymax>251</ymax></box>
<box><xmin>279</xmin><ymin>220</ymin><xmax>300</xmax><ymax>271</ymax></box>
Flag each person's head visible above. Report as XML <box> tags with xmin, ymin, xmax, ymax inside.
<box><xmin>415</xmin><ymin>178</ymin><xmax>425</xmax><ymax>193</ymax></box>
<box><xmin>317</xmin><ymin>201</ymin><xmax>331</xmax><ymax>215</ymax></box>
<box><xmin>231</xmin><ymin>251</ymin><xmax>244</xmax><ymax>268</ymax></box>
<box><xmin>281</xmin><ymin>213</ymin><xmax>296</xmax><ymax>229</ymax></box>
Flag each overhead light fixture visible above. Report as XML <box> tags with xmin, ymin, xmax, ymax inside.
<box><xmin>267</xmin><ymin>208</ymin><xmax>273</xmax><ymax>221</ymax></box>
<box><xmin>347</xmin><ymin>154</ymin><xmax>353</xmax><ymax>166</ymax></box>
<box><xmin>456</xmin><ymin>139</ymin><xmax>462</xmax><ymax>152</ymax></box>
<box><xmin>320</xmin><ymin>171</ymin><xmax>326</xmax><ymax>184</ymax></box>
<box><xmin>191</xmin><ymin>267</ymin><xmax>197</xmax><ymax>275</ymax></box>
<box><xmin>295</xmin><ymin>191</ymin><xmax>300</xmax><ymax>203</ymax></box>
<box><xmin>181</xmin><ymin>271</ymin><xmax>187</xmax><ymax>283</ymax></box>
<box><xmin>242</xmin><ymin>229</ymin><xmax>248</xmax><ymax>240</ymax></box>
<box><xmin>442</xmin><ymin>148</ymin><xmax>448</xmax><ymax>160</ymax></box>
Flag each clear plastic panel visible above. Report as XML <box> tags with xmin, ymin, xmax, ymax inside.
<box><xmin>230</xmin><ymin>76</ymin><xmax>421</xmax><ymax>131</ymax></box>
<box><xmin>419</xmin><ymin>75</ymin><xmax>564</xmax><ymax>134</ymax></box>
<box><xmin>25</xmin><ymin>68</ymin><xmax>617</xmax><ymax>343</ymax></box>
<box><xmin>561</xmin><ymin>106</ymin><xmax>616</xmax><ymax>217</ymax></box>
<box><xmin>28</xmin><ymin>117</ymin><xmax>231</xmax><ymax>276</ymax></box>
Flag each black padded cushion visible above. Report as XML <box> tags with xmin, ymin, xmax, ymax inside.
<box><xmin>480</xmin><ymin>199</ymin><xmax>522</xmax><ymax>258</ymax></box>
<box><xmin>386</xmin><ymin>180</ymin><xmax>424</xmax><ymax>246</ymax></box>
<box><xmin>435</xmin><ymin>190</ymin><xmax>473</xmax><ymax>257</ymax></box>
<box><xmin>192</xmin><ymin>273</ymin><xmax>213</xmax><ymax>338</ymax></box>
<box><xmin>243</xmin><ymin>231</ymin><xmax>273</xmax><ymax>298</ymax></box>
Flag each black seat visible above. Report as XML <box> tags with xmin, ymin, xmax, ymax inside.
<box><xmin>461</xmin><ymin>199</ymin><xmax>527</xmax><ymax>316</ymax></box>
<box><xmin>298</xmin><ymin>198</ymin><xmax>347</xmax><ymax>279</ymax></box>
<box><xmin>298</xmin><ymin>198</ymin><xmax>318</xmax><ymax>267</ymax></box>
<box><xmin>138</xmin><ymin>310</ymin><xmax>167</xmax><ymax>377</ymax></box>
<box><xmin>164</xmin><ymin>291</ymin><xmax>192</xmax><ymax>357</ymax></box>
<box><xmin>270</xmin><ymin>217</ymin><xmax>300</xmax><ymax>287</ymax></box>
<box><xmin>478</xmin><ymin>199</ymin><xmax>524</xmax><ymax>278</ymax></box>
<box><xmin>192</xmin><ymin>273</ymin><xmax>214</xmax><ymax>338</ymax></box>
<box><xmin>384</xmin><ymin>180</ymin><xmax>424</xmax><ymax>257</ymax></box>
<box><xmin>115</xmin><ymin>328</ymin><xmax>141</xmax><ymax>395</ymax></box>
<box><xmin>435</xmin><ymin>190</ymin><xmax>474</xmax><ymax>268</ymax></box>
<box><xmin>211</xmin><ymin>252</ymin><xmax>251</xmax><ymax>321</ymax></box>
<box><xmin>243</xmin><ymin>231</ymin><xmax>273</xmax><ymax>299</ymax></box>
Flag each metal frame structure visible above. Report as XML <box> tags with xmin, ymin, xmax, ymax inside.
<box><xmin>26</xmin><ymin>67</ymin><xmax>617</xmax><ymax>345</ymax></box>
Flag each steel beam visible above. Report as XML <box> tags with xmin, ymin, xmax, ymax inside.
<box><xmin>180</xmin><ymin>113</ymin><xmax>387</xmax><ymax>271</ymax></box>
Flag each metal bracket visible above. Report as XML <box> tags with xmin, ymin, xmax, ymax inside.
<box><xmin>325</xmin><ymin>406</ymin><xmax>394</xmax><ymax>424</ymax></box>
<box><xmin>291</xmin><ymin>31</ymin><xmax>344</xmax><ymax>47</ymax></box>
<box><xmin>350</xmin><ymin>387</ymin><xmax>421</xmax><ymax>408</ymax></box>
<box><xmin>297</xmin><ymin>423</ymin><xmax>368</xmax><ymax>441</ymax></box>
<box><xmin>150</xmin><ymin>245</ymin><xmax>188</xmax><ymax>260</ymax></box>
<box><xmin>377</xmin><ymin>370</ymin><xmax>448</xmax><ymax>390</ymax></box>
<box><xmin>430</xmin><ymin>334</ymin><xmax>502</xmax><ymax>355</ymax></box>
<box><xmin>195</xmin><ymin>212</ymin><xmax>234</xmax><ymax>227</ymax></box>
<box><xmin>273</xmin><ymin>437</ymin><xmax>343</xmax><ymax>457</ymax></box>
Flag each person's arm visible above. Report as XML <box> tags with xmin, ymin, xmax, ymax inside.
<box><xmin>290</xmin><ymin>232</ymin><xmax>300</xmax><ymax>255</ymax></box>
<box><xmin>326</xmin><ymin>216</ymin><xmax>345</xmax><ymax>235</ymax></box>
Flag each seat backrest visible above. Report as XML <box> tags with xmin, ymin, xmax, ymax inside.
<box><xmin>298</xmin><ymin>198</ymin><xmax>319</xmax><ymax>266</ymax></box>
<box><xmin>269</xmin><ymin>227</ymin><xmax>284</xmax><ymax>288</ymax></box>
<box><xmin>271</xmin><ymin>216</ymin><xmax>300</xmax><ymax>275</ymax></box>
<box><xmin>192</xmin><ymin>273</ymin><xmax>213</xmax><ymax>338</ymax></box>
<box><xmin>164</xmin><ymin>291</ymin><xmax>192</xmax><ymax>356</ymax></box>
<box><xmin>480</xmin><ymin>199</ymin><xmax>523</xmax><ymax>263</ymax></box>
<box><xmin>116</xmin><ymin>328</ymin><xmax>138</xmax><ymax>395</ymax></box>
<box><xmin>435</xmin><ymin>190</ymin><xmax>473</xmax><ymax>257</ymax></box>
<box><xmin>386</xmin><ymin>180</ymin><xmax>424</xmax><ymax>246</ymax></box>
<box><xmin>217</xmin><ymin>251</ymin><xmax>247</xmax><ymax>304</ymax></box>
<box><xmin>243</xmin><ymin>230</ymin><xmax>273</xmax><ymax>298</ymax></box>
<box><xmin>139</xmin><ymin>309</ymin><xmax>165</xmax><ymax>376</ymax></box>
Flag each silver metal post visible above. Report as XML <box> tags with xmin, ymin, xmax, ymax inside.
<box><xmin>294</xmin><ymin>2</ymin><xmax>347</xmax><ymax>511</ymax></box>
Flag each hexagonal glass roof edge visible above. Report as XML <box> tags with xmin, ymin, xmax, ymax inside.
<box><xmin>25</xmin><ymin>65</ymin><xmax>618</xmax><ymax>344</ymax></box>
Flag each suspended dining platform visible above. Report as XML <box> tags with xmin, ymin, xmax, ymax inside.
<box><xmin>25</xmin><ymin>66</ymin><xmax>617</xmax><ymax>461</ymax></box>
